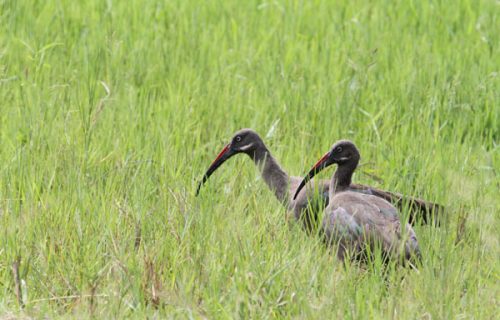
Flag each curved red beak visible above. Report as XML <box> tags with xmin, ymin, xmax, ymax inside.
<box><xmin>196</xmin><ymin>144</ymin><xmax>236</xmax><ymax>196</ymax></box>
<box><xmin>293</xmin><ymin>151</ymin><xmax>332</xmax><ymax>200</ymax></box>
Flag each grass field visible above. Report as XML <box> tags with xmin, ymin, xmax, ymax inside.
<box><xmin>0</xmin><ymin>0</ymin><xmax>499</xmax><ymax>318</ymax></box>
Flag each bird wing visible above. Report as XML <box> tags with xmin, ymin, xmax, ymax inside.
<box><xmin>326</xmin><ymin>192</ymin><xmax>420</xmax><ymax>260</ymax></box>
<box><xmin>349</xmin><ymin>183</ymin><xmax>442</xmax><ymax>225</ymax></box>
<box><xmin>322</xmin><ymin>206</ymin><xmax>363</xmax><ymax>244</ymax></box>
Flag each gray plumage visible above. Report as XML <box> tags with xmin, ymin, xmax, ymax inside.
<box><xmin>293</xmin><ymin>140</ymin><xmax>421</xmax><ymax>263</ymax></box>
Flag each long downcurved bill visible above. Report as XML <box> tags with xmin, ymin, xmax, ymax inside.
<box><xmin>195</xmin><ymin>144</ymin><xmax>235</xmax><ymax>196</ymax></box>
<box><xmin>293</xmin><ymin>151</ymin><xmax>331</xmax><ymax>200</ymax></box>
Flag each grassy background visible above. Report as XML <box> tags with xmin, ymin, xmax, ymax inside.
<box><xmin>0</xmin><ymin>0</ymin><xmax>498</xmax><ymax>318</ymax></box>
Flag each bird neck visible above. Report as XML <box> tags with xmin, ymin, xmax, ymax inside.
<box><xmin>250</xmin><ymin>145</ymin><xmax>290</xmax><ymax>204</ymax></box>
<box><xmin>330</xmin><ymin>162</ymin><xmax>356</xmax><ymax>195</ymax></box>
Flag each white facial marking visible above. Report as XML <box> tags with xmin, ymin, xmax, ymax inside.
<box><xmin>239</xmin><ymin>143</ymin><xmax>253</xmax><ymax>151</ymax></box>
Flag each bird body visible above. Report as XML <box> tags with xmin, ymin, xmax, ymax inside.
<box><xmin>293</xmin><ymin>140</ymin><xmax>421</xmax><ymax>263</ymax></box>
<box><xmin>321</xmin><ymin>191</ymin><xmax>420</xmax><ymax>262</ymax></box>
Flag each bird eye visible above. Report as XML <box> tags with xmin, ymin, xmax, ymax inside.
<box><xmin>235</xmin><ymin>136</ymin><xmax>242</xmax><ymax>142</ymax></box>
<box><xmin>335</xmin><ymin>146</ymin><xmax>343</xmax><ymax>153</ymax></box>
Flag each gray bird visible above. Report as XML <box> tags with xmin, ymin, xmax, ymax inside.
<box><xmin>196</xmin><ymin>129</ymin><xmax>442</xmax><ymax>230</ymax></box>
<box><xmin>293</xmin><ymin>140</ymin><xmax>421</xmax><ymax>263</ymax></box>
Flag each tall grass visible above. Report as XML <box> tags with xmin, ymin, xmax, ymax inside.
<box><xmin>0</xmin><ymin>0</ymin><xmax>498</xmax><ymax>318</ymax></box>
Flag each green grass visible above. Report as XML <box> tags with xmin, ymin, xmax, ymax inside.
<box><xmin>0</xmin><ymin>0</ymin><xmax>498</xmax><ymax>318</ymax></box>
